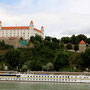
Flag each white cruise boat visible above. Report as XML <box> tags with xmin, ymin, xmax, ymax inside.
<box><xmin>0</xmin><ymin>72</ymin><xmax>90</xmax><ymax>83</ymax></box>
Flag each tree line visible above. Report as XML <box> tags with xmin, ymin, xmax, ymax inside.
<box><xmin>0</xmin><ymin>34</ymin><xmax>90</xmax><ymax>72</ymax></box>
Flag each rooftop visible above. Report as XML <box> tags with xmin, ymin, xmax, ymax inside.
<box><xmin>1</xmin><ymin>26</ymin><xmax>42</xmax><ymax>33</ymax></box>
<box><xmin>80</xmin><ymin>40</ymin><xmax>86</xmax><ymax>44</ymax></box>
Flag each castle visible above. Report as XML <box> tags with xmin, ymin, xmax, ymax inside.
<box><xmin>0</xmin><ymin>21</ymin><xmax>44</xmax><ymax>40</ymax></box>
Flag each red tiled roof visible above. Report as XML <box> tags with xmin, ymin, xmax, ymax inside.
<box><xmin>30</xmin><ymin>20</ymin><xmax>33</xmax><ymax>24</ymax></box>
<box><xmin>34</xmin><ymin>28</ymin><xmax>42</xmax><ymax>33</ymax></box>
<box><xmin>1</xmin><ymin>26</ymin><xmax>42</xmax><ymax>33</ymax></box>
<box><xmin>80</xmin><ymin>40</ymin><xmax>86</xmax><ymax>44</ymax></box>
<box><xmin>1</xmin><ymin>26</ymin><xmax>29</xmax><ymax>30</ymax></box>
<box><xmin>2</xmin><ymin>37</ymin><xmax>6</xmax><ymax>38</ymax></box>
<box><xmin>41</xmin><ymin>26</ymin><xmax>44</xmax><ymax>28</ymax></box>
<box><xmin>10</xmin><ymin>37</ymin><xmax>17</xmax><ymax>40</ymax></box>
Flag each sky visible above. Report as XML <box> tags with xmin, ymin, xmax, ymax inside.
<box><xmin>0</xmin><ymin>0</ymin><xmax>90</xmax><ymax>38</ymax></box>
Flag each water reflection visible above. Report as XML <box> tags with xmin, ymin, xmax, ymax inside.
<box><xmin>0</xmin><ymin>82</ymin><xmax>90</xmax><ymax>90</ymax></box>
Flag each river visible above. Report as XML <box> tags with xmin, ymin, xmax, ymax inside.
<box><xmin>0</xmin><ymin>82</ymin><xmax>90</xmax><ymax>90</ymax></box>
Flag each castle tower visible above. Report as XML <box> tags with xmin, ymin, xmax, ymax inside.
<box><xmin>41</xmin><ymin>26</ymin><xmax>44</xmax><ymax>31</ymax></box>
<box><xmin>0</xmin><ymin>21</ymin><xmax>2</xmax><ymax>30</ymax></box>
<box><xmin>79</xmin><ymin>40</ymin><xmax>86</xmax><ymax>52</ymax></box>
<box><xmin>41</xmin><ymin>26</ymin><xmax>44</xmax><ymax>38</ymax></box>
<box><xmin>29</xmin><ymin>20</ymin><xmax>34</xmax><ymax>30</ymax></box>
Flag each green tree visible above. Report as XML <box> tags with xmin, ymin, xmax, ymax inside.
<box><xmin>0</xmin><ymin>40</ymin><xmax>5</xmax><ymax>47</ymax></box>
<box><xmin>45</xmin><ymin>36</ymin><xmax>52</xmax><ymax>42</ymax></box>
<box><xmin>76</xmin><ymin>34</ymin><xmax>87</xmax><ymax>43</ymax></box>
<box><xmin>82</xmin><ymin>48</ymin><xmax>90</xmax><ymax>69</ymax></box>
<box><xmin>42</xmin><ymin>63</ymin><xmax>54</xmax><ymax>71</ymax></box>
<box><xmin>28</xmin><ymin>59</ymin><xmax>42</xmax><ymax>71</ymax></box>
<box><xmin>30</xmin><ymin>36</ymin><xmax>35</xmax><ymax>43</ymax></box>
<box><xmin>53</xmin><ymin>52</ymin><xmax>69</xmax><ymax>71</ymax></box>
<box><xmin>33</xmin><ymin>40</ymin><xmax>40</xmax><ymax>48</ymax></box>
<box><xmin>59</xmin><ymin>43</ymin><xmax>64</xmax><ymax>51</ymax></box>
<box><xmin>61</xmin><ymin>37</ymin><xmax>70</xmax><ymax>44</ymax></box>
<box><xmin>74</xmin><ymin>44</ymin><xmax>79</xmax><ymax>52</ymax></box>
<box><xmin>71</xmin><ymin>35</ymin><xmax>78</xmax><ymax>44</ymax></box>
<box><xmin>4</xmin><ymin>49</ymin><xmax>25</xmax><ymax>70</ymax></box>
<box><xmin>66</xmin><ymin>43</ymin><xmax>72</xmax><ymax>49</ymax></box>
<box><xmin>87</xmin><ymin>38</ymin><xmax>90</xmax><ymax>44</ymax></box>
<box><xmin>35</xmin><ymin>35</ymin><xmax>42</xmax><ymax>43</ymax></box>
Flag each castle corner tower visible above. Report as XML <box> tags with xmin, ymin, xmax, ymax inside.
<box><xmin>79</xmin><ymin>40</ymin><xmax>86</xmax><ymax>52</ymax></box>
<box><xmin>29</xmin><ymin>20</ymin><xmax>34</xmax><ymax>30</ymax></box>
<box><xmin>0</xmin><ymin>21</ymin><xmax>2</xmax><ymax>30</ymax></box>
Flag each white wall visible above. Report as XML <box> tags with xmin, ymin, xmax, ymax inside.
<box><xmin>0</xmin><ymin>28</ymin><xmax>43</xmax><ymax>39</ymax></box>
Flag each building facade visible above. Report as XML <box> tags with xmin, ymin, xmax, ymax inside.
<box><xmin>0</xmin><ymin>21</ymin><xmax>44</xmax><ymax>39</ymax></box>
<box><xmin>79</xmin><ymin>40</ymin><xmax>86</xmax><ymax>52</ymax></box>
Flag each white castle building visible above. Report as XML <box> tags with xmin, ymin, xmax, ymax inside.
<box><xmin>0</xmin><ymin>21</ymin><xmax>44</xmax><ymax>39</ymax></box>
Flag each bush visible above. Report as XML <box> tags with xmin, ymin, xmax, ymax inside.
<box><xmin>66</xmin><ymin>43</ymin><xmax>72</xmax><ymax>49</ymax></box>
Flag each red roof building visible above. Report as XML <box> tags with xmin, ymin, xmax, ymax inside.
<box><xmin>80</xmin><ymin>40</ymin><xmax>86</xmax><ymax>44</ymax></box>
<box><xmin>0</xmin><ymin>21</ymin><xmax>44</xmax><ymax>39</ymax></box>
<box><xmin>79</xmin><ymin>40</ymin><xmax>86</xmax><ymax>52</ymax></box>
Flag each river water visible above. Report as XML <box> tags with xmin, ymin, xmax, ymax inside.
<box><xmin>0</xmin><ymin>82</ymin><xmax>90</xmax><ymax>90</ymax></box>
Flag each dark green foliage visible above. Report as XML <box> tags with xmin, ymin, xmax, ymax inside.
<box><xmin>74</xmin><ymin>44</ymin><xmax>79</xmax><ymax>52</ymax></box>
<box><xmin>87</xmin><ymin>38</ymin><xmax>90</xmax><ymax>44</ymax></box>
<box><xmin>59</xmin><ymin>43</ymin><xmax>64</xmax><ymax>51</ymax></box>
<box><xmin>76</xmin><ymin>34</ymin><xmax>87</xmax><ymax>43</ymax></box>
<box><xmin>66</xmin><ymin>43</ymin><xmax>72</xmax><ymax>49</ymax></box>
<box><xmin>61</xmin><ymin>37</ymin><xmax>71</xmax><ymax>44</ymax></box>
<box><xmin>30</xmin><ymin>36</ymin><xmax>35</xmax><ymax>43</ymax></box>
<box><xmin>0</xmin><ymin>40</ymin><xmax>5</xmax><ymax>47</ymax></box>
<box><xmin>71</xmin><ymin>35</ymin><xmax>78</xmax><ymax>44</ymax></box>
<box><xmin>45</xmin><ymin>36</ymin><xmax>52</xmax><ymax>42</ymax></box>
<box><xmin>82</xmin><ymin>49</ymin><xmax>90</xmax><ymax>69</ymax></box>
<box><xmin>71</xmin><ymin>48</ymin><xmax>90</xmax><ymax>71</ymax></box>
<box><xmin>4</xmin><ymin>49</ymin><xmax>25</xmax><ymax>70</ymax></box>
<box><xmin>28</xmin><ymin>60</ymin><xmax>42</xmax><ymax>71</ymax></box>
<box><xmin>30</xmin><ymin>35</ymin><xmax>42</xmax><ymax>44</ymax></box>
<box><xmin>42</xmin><ymin>63</ymin><xmax>54</xmax><ymax>71</ymax></box>
<box><xmin>61</xmin><ymin>34</ymin><xmax>88</xmax><ymax>44</ymax></box>
<box><xmin>53</xmin><ymin>52</ymin><xmax>69</xmax><ymax>71</ymax></box>
<box><xmin>1</xmin><ymin>34</ymin><xmax>90</xmax><ymax>72</ymax></box>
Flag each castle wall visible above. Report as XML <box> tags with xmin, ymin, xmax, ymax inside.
<box><xmin>79</xmin><ymin>44</ymin><xmax>86</xmax><ymax>52</ymax></box>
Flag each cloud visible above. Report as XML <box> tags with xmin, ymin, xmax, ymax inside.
<box><xmin>0</xmin><ymin>0</ymin><xmax>90</xmax><ymax>38</ymax></box>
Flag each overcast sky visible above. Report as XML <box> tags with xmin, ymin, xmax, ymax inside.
<box><xmin>0</xmin><ymin>0</ymin><xmax>90</xmax><ymax>38</ymax></box>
